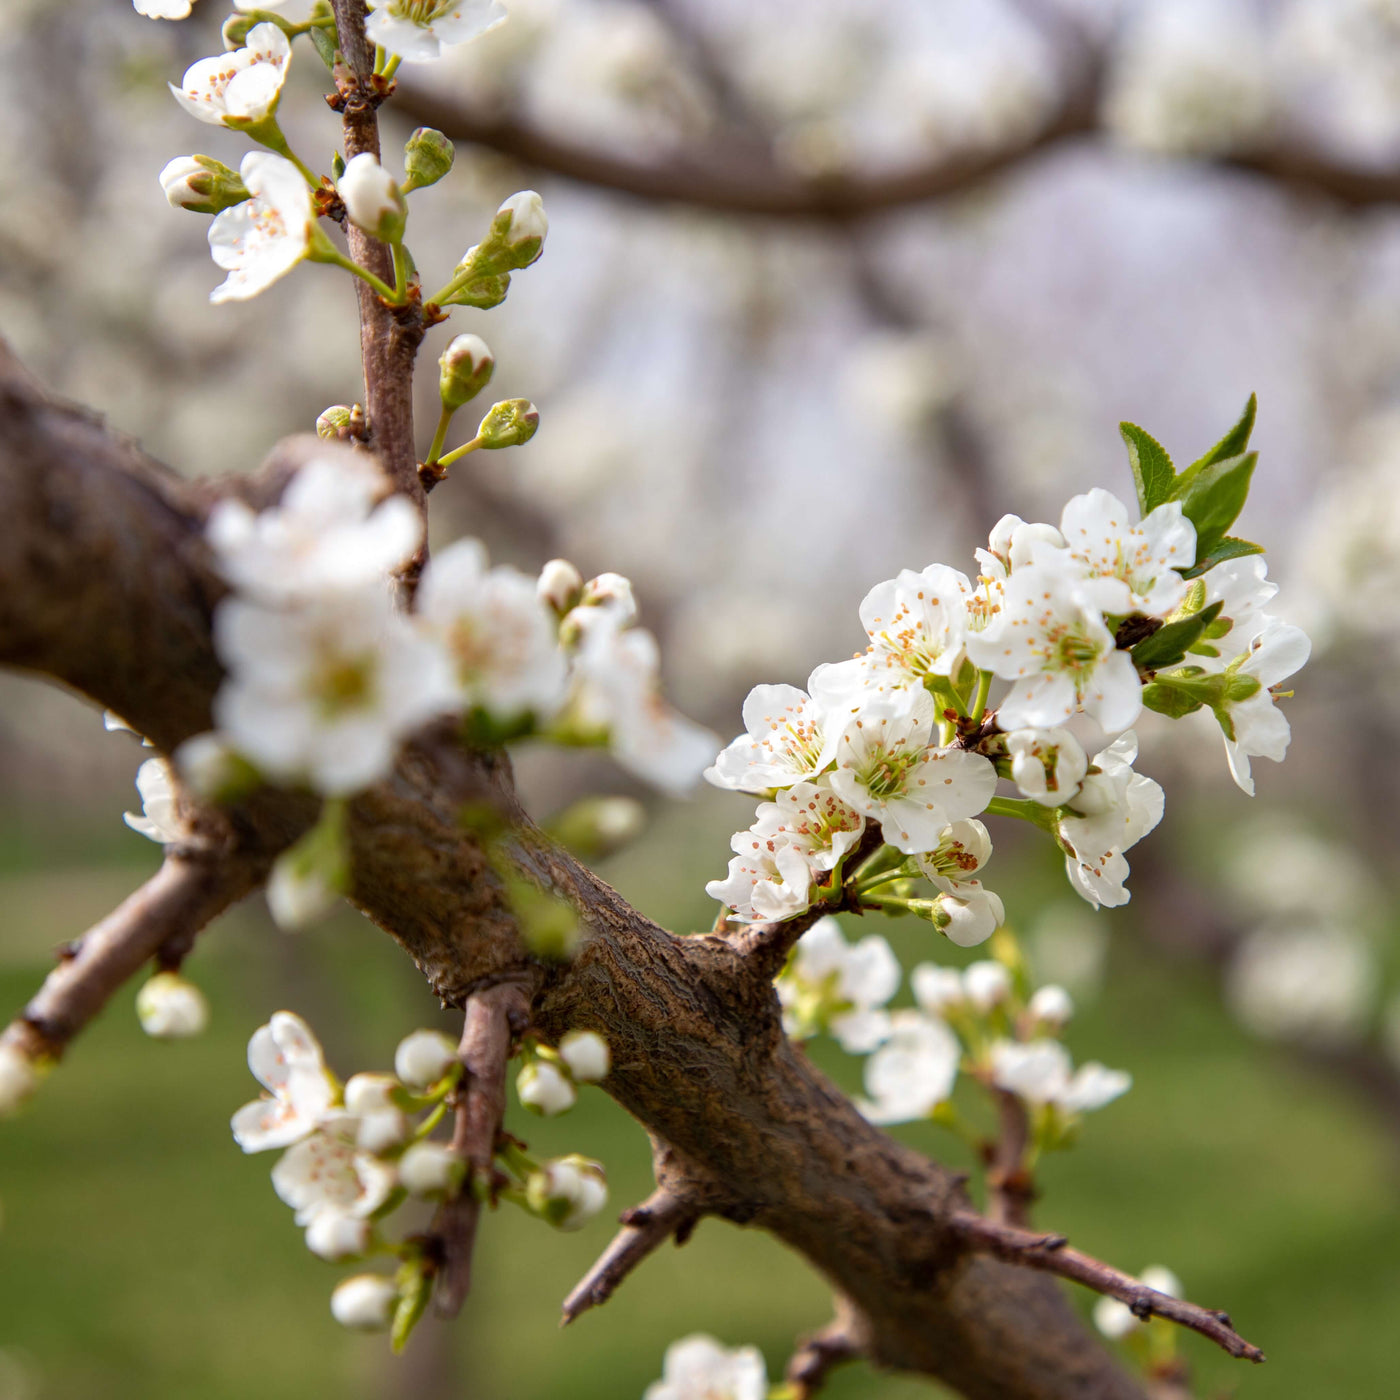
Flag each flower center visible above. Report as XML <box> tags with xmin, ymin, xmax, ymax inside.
<box><xmin>858</xmin><ymin>747</ymin><xmax>918</xmax><ymax>800</ymax></box>
<box><xmin>394</xmin><ymin>0</ymin><xmax>456</xmax><ymax>22</ymax></box>
<box><xmin>312</xmin><ymin>652</ymin><xmax>376</xmax><ymax>716</ymax></box>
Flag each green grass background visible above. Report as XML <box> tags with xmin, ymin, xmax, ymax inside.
<box><xmin>1</xmin><ymin>801</ymin><xmax>1397</xmax><ymax>1400</ymax></box>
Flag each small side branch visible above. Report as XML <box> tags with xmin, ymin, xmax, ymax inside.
<box><xmin>560</xmin><ymin>1186</ymin><xmax>697</xmax><ymax>1326</ymax></box>
<box><xmin>783</xmin><ymin>1302</ymin><xmax>868</xmax><ymax>1398</ymax></box>
<box><xmin>948</xmin><ymin>1212</ymin><xmax>1266</xmax><ymax>1364</ymax></box>
<box><xmin>431</xmin><ymin>980</ymin><xmax>532</xmax><ymax>1316</ymax></box>
<box><xmin>985</xmin><ymin>1088</ymin><xmax>1035</xmax><ymax>1227</ymax></box>
<box><xmin>2</xmin><ymin>855</ymin><xmax>255</xmax><ymax>1061</ymax></box>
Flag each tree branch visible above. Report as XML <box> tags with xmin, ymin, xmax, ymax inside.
<box><xmin>948</xmin><ymin>1213</ymin><xmax>1265</xmax><ymax>1363</ymax></box>
<box><xmin>560</xmin><ymin>1183</ymin><xmax>698</xmax><ymax>1326</ymax></box>
<box><xmin>783</xmin><ymin>1301</ymin><xmax>869</xmax><ymax>1399</ymax></box>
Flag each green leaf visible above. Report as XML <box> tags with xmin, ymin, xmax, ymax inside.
<box><xmin>1170</xmin><ymin>450</ymin><xmax>1256</xmax><ymax>562</ymax></box>
<box><xmin>391</xmin><ymin>1264</ymin><xmax>432</xmax><ymax>1354</ymax></box>
<box><xmin>1186</xmin><ymin>393</ymin><xmax>1257</xmax><ymax>475</ymax></box>
<box><xmin>1178</xmin><ymin>534</ymin><xmax>1266</xmax><ymax>579</ymax></box>
<box><xmin>1141</xmin><ymin>680</ymin><xmax>1206</xmax><ymax>720</ymax></box>
<box><xmin>1119</xmin><ymin>422</ymin><xmax>1176</xmax><ymax>516</ymax></box>
<box><xmin>309</xmin><ymin>23</ymin><xmax>338</xmax><ymax>70</ymax></box>
<box><xmin>1130</xmin><ymin>601</ymin><xmax>1223</xmax><ymax>671</ymax></box>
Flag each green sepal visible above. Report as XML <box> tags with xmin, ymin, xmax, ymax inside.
<box><xmin>1119</xmin><ymin>422</ymin><xmax>1175</xmax><ymax>516</ymax></box>
<box><xmin>1130</xmin><ymin>601</ymin><xmax>1223</xmax><ymax>672</ymax></box>
<box><xmin>1140</xmin><ymin>676</ymin><xmax>1210</xmax><ymax>719</ymax></box>
<box><xmin>309</xmin><ymin>22</ymin><xmax>338</xmax><ymax>70</ymax></box>
<box><xmin>1178</xmin><ymin>534</ymin><xmax>1265</xmax><ymax>580</ymax></box>
<box><xmin>1184</xmin><ymin>392</ymin><xmax>1257</xmax><ymax>476</ymax></box>
<box><xmin>331</xmin><ymin>150</ymin><xmax>346</xmax><ymax>182</ymax></box>
<box><xmin>390</xmin><ymin>1260</ymin><xmax>432</xmax><ymax>1354</ymax></box>
<box><xmin>461</xmin><ymin>707</ymin><xmax>537</xmax><ymax>747</ymax></box>
<box><xmin>440</xmin><ymin>270</ymin><xmax>511</xmax><ymax>310</ymax></box>
<box><xmin>1169</xmin><ymin>450</ymin><xmax>1257</xmax><ymax>564</ymax></box>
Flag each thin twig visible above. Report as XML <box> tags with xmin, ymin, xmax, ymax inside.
<box><xmin>1</xmin><ymin>856</ymin><xmax>255</xmax><ymax>1061</ymax></box>
<box><xmin>948</xmin><ymin>1212</ymin><xmax>1266</xmax><ymax>1363</ymax></box>
<box><xmin>431</xmin><ymin>980</ymin><xmax>532</xmax><ymax>1316</ymax></box>
<box><xmin>986</xmin><ymin>1087</ymin><xmax>1035</xmax><ymax>1227</ymax></box>
<box><xmin>560</xmin><ymin>1185</ymin><xmax>696</xmax><ymax>1326</ymax></box>
<box><xmin>784</xmin><ymin>1301</ymin><xmax>868</xmax><ymax>1398</ymax></box>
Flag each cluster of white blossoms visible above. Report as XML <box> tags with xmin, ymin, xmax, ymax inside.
<box><xmin>231</xmin><ymin>1012</ymin><xmax>612</xmax><ymax>1335</ymax></box>
<box><xmin>708</xmin><ymin>405</ymin><xmax>1309</xmax><ymax>929</ymax></box>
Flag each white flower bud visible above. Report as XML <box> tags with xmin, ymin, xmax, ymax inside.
<box><xmin>0</xmin><ymin>1044</ymin><xmax>39</xmax><ymax>1117</ymax></box>
<box><xmin>526</xmin><ymin>1154</ymin><xmax>607</xmax><ymax>1231</ymax></box>
<box><xmin>330</xmin><ymin>1273</ymin><xmax>399</xmax><ymax>1331</ymax></box>
<box><xmin>1028</xmin><ymin>984</ymin><xmax>1074</xmax><ymax>1027</ymax></box>
<box><xmin>338</xmin><ymin>153</ymin><xmax>407</xmax><ymax>243</ymax></box>
<box><xmin>475</xmin><ymin>398</ymin><xmax>539</xmax><ymax>450</ymax></box>
<box><xmin>516</xmin><ymin>1060</ymin><xmax>576</xmax><ymax>1116</ymax></box>
<box><xmin>394</xmin><ymin>1029</ymin><xmax>458</xmax><ymax>1089</ymax></box>
<box><xmin>537</xmin><ymin>558</ymin><xmax>583</xmax><ymax>614</ymax></box>
<box><xmin>580</xmin><ymin>572</ymin><xmax>637</xmax><ymax>624</ymax></box>
<box><xmin>438</xmin><ymin>333</ymin><xmax>495</xmax><ymax>411</ymax></box>
<box><xmin>495</xmin><ymin>190</ymin><xmax>547</xmax><ymax>265</ymax></box>
<box><xmin>963</xmin><ymin>960</ymin><xmax>1012</xmax><ymax>1012</ymax></box>
<box><xmin>344</xmin><ymin>1072</ymin><xmax>403</xmax><ymax>1115</ymax></box>
<box><xmin>398</xmin><ymin>1141</ymin><xmax>466</xmax><ymax>1197</ymax></box>
<box><xmin>267</xmin><ymin>851</ymin><xmax>339</xmax><ymax>931</ymax></box>
<box><xmin>159</xmin><ymin>155</ymin><xmax>249</xmax><ymax>215</ymax></box>
<box><xmin>135</xmin><ymin>972</ymin><xmax>210</xmax><ymax>1039</ymax></box>
<box><xmin>558</xmin><ymin>1030</ymin><xmax>610</xmax><ymax>1083</ymax></box>
<box><xmin>939</xmin><ymin>889</ymin><xmax>1004</xmax><ymax>948</ymax></box>
<box><xmin>306</xmin><ymin>1212</ymin><xmax>371</xmax><ymax>1262</ymax></box>
<box><xmin>356</xmin><ymin>1108</ymin><xmax>412</xmax><ymax>1155</ymax></box>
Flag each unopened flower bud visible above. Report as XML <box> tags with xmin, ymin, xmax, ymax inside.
<box><xmin>526</xmin><ymin>1154</ymin><xmax>607</xmax><ymax>1231</ymax></box>
<box><xmin>1028</xmin><ymin>984</ymin><xmax>1074</xmax><ymax>1028</ymax></box>
<box><xmin>330</xmin><ymin>1273</ymin><xmax>399</xmax><ymax>1331</ymax></box>
<box><xmin>558</xmin><ymin>1030</ymin><xmax>611</xmax><ymax>1083</ymax></box>
<box><xmin>404</xmin><ymin>127</ymin><xmax>455</xmax><ymax>190</ymax></box>
<box><xmin>306</xmin><ymin>1212</ymin><xmax>371</xmax><ymax>1261</ymax></box>
<box><xmin>475</xmin><ymin>399</ymin><xmax>539</xmax><ymax>450</ymax></box>
<box><xmin>357</xmin><ymin>1108</ymin><xmax>412</xmax><ymax>1155</ymax></box>
<box><xmin>0</xmin><ymin>1044</ymin><xmax>38</xmax><ymax>1117</ymax></box>
<box><xmin>939</xmin><ymin>890</ymin><xmax>1004</xmax><ymax>949</ymax></box>
<box><xmin>394</xmin><ymin>1029</ymin><xmax>458</xmax><ymax>1089</ymax></box>
<box><xmin>438</xmin><ymin>334</ymin><xmax>495</xmax><ymax>411</ymax></box>
<box><xmin>173</xmin><ymin>733</ymin><xmax>258</xmax><ymax>802</ymax></box>
<box><xmin>316</xmin><ymin>404</ymin><xmax>354</xmax><ymax>439</ymax></box>
<box><xmin>136</xmin><ymin>972</ymin><xmax>210</xmax><ymax>1039</ymax></box>
<box><xmin>398</xmin><ymin>1141</ymin><xmax>466</xmax><ymax>1197</ymax></box>
<box><xmin>516</xmin><ymin>1059</ymin><xmax>576</xmax><ymax>1116</ymax></box>
<box><xmin>159</xmin><ymin>155</ymin><xmax>250</xmax><ymax>215</ymax></box>
<box><xmin>338</xmin><ymin>153</ymin><xmax>407</xmax><ymax>244</ymax></box>
<box><xmin>580</xmin><ymin>572</ymin><xmax>637</xmax><ymax>624</ymax></box>
<box><xmin>267</xmin><ymin>850</ymin><xmax>338</xmax><ymax>931</ymax></box>
<box><xmin>963</xmin><ymin>959</ymin><xmax>1012</xmax><ymax>1012</ymax></box>
<box><xmin>344</xmin><ymin>1072</ymin><xmax>403</xmax><ymax>1115</ymax></box>
<box><xmin>548</xmin><ymin>796</ymin><xmax>646</xmax><ymax>860</ymax></box>
<box><xmin>537</xmin><ymin>559</ymin><xmax>583</xmax><ymax>615</ymax></box>
<box><xmin>492</xmin><ymin>190</ymin><xmax>547</xmax><ymax>267</ymax></box>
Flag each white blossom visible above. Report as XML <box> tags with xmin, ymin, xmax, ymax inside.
<box><xmin>966</xmin><ymin>563</ymin><xmax>1142</xmax><ymax>732</ymax></box>
<box><xmin>989</xmin><ymin>1039</ymin><xmax>1131</xmax><ymax>1114</ymax></box>
<box><xmin>911</xmin><ymin>963</ymin><xmax>967</xmax><ymax>1016</ymax></box>
<box><xmin>170</xmin><ymin>24</ymin><xmax>291</xmax><ymax>128</ymax></box>
<box><xmin>1217</xmin><ymin>618</ymin><xmax>1311</xmax><ymax>796</ymax></box>
<box><xmin>644</xmin><ymin>1335</ymin><xmax>768</xmax><ymax>1400</ymax></box>
<box><xmin>1094</xmin><ymin>1266</ymin><xmax>1183</xmax><ymax>1339</ymax></box>
<box><xmin>136</xmin><ymin>973</ymin><xmax>209</xmax><ymax>1039</ymax></box>
<box><xmin>777</xmin><ymin>916</ymin><xmax>900</xmax><ymax>1052</ymax></box>
<box><xmin>337</xmin><ymin>153</ymin><xmax>405</xmax><ymax>242</ymax></box>
<box><xmin>705</xmin><ymin>684</ymin><xmax>837</xmax><ymax>793</ymax></box>
<box><xmin>1028</xmin><ymin>984</ymin><xmax>1074</xmax><ymax>1028</ymax></box>
<box><xmin>135</xmin><ymin>0</ymin><xmax>193</xmax><ymax>17</ymax></box>
<box><xmin>558</xmin><ymin>1030</ymin><xmax>610</xmax><ymax>1083</ymax></box>
<box><xmin>517</xmin><ymin>1059</ymin><xmax>576</xmax><ymax>1116</ymax></box>
<box><xmin>861</xmin><ymin>1011</ymin><xmax>961</xmax><ymax>1124</ymax></box>
<box><xmin>963</xmin><ymin>959</ymin><xmax>1013</xmax><ymax>1013</ymax></box>
<box><xmin>1057</xmin><ymin>733</ymin><xmax>1164</xmax><ymax>909</ymax></box>
<box><xmin>915</xmin><ymin>820</ymin><xmax>1003</xmax><ymax>944</ymax></box>
<box><xmin>305</xmin><ymin>1212</ymin><xmax>371</xmax><ymax>1262</ymax></box>
<box><xmin>747</xmin><ymin>780</ymin><xmax>866</xmax><ymax>873</ymax></box>
<box><xmin>1227</xmin><ymin>925</ymin><xmax>1376</xmax><ymax>1045</ymax></box>
<box><xmin>1004</xmin><ymin>727</ymin><xmax>1088</xmax><ymax>808</ymax></box>
<box><xmin>394</xmin><ymin>1029</ymin><xmax>458</xmax><ymax>1089</ymax></box>
<box><xmin>578</xmin><ymin>572</ymin><xmax>636</xmax><ymax>621</ymax></box>
<box><xmin>1193</xmin><ymin>556</ymin><xmax>1278</xmax><ymax>673</ymax></box>
<box><xmin>976</xmin><ymin>514</ymin><xmax>1066</xmax><ymax>581</ymax></box>
<box><xmin>416</xmin><ymin>539</ymin><xmax>568</xmax><ymax>721</ymax></box>
<box><xmin>207</xmin><ymin>454</ymin><xmax>422</xmax><ymax>603</ymax></box>
<box><xmin>230</xmin><ymin>1012</ymin><xmax>337</xmax><ymax>1152</ymax></box>
<box><xmin>1052</xmin><ymin>489</ymin><xmax>1194</xmax><ymax>618</ymax></box>
<box><xmin>937</xmin><ymin>887</ymin><xmax>1006</xmax><ymax>948</ymax></box>
<box><xmin>213</xmin><ymin>587</ymin><xmax>456</xmax><ymax>796</ymax></box>
<box><xmin>828</xmin><ymin>690</ymin><xmax>997</xmax><ymax>854</ymax></box>
<box><xmin>207</xmin><ymin>152</ymin><xmax>313</xmax><ymax>304</ymax></box>
<box><xmin>527</xmin><ymin>1155</ymin><xmax>608</xmax><ymax>1232</ymax></box>
<box><xmin>0</xmin><ymin>1045</ymin><xmax>38</xmax><ymax>1117</ymax></box>
<box><xmin>272</xmin><ymin>1116</ymin><xmax>398</xmax><ymax>1224</ymax></box>
<box><xmin>174</xmin><ymin>733</ymin><xmax>247</xmax><ymax>802</ymax></box>
<box><xmin>365</xmin><ymin>0</ymin><xmax>507</xmax><ymax>62</ymax></box>
<box><xmin>124</xmin><ymin>758</ymin><xmax>184</xmax><ymax>845</ymax></box>
<box><xmin>398</xmin><ymin>1141</ymin><xmax>465</xmax><ymax>1197</ymax></box>
<box><xmin>330</xmin><ymin>1274</ymin><xmax>398</xmax><ymax>1332</ymax></box>
<box><xmin>705</xmin><ymin>836</ymin><xmax>814</xmax><ymax>923</ymax></box>
<box><xmin>537</xmin><ymin>558</ymin><xmax>583</xmax><ymax>614</ymax></box>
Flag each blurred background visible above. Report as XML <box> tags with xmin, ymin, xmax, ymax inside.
<box><xmin>2</xmin><ymin>0</ymin><xmax>1400</xmax><ymax>1395</ymax></box>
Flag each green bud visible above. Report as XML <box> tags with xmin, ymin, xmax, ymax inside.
<box><xmin>476</xmin><ymin>399</ymin><xmax>539</xmax><ymax>450</ymax></box>
<box><xmin>316</xmin><ymin>404</ymin><xmax>355</xmax><ymax>439</ymax></box>
<box><xmin>158</xmin><ymin>156</ymin><xmax>250</xmax><ymax>215</ymax></box>
<box><xmin>404</xmin><ymin>127</ymin><xmax>455</xmax><ymax>191</ymax></box>
<box><xmin>438</xmin><ymin>333</ymin><xmax>495</xmax><ymax>410</ymax></box>
<box><xmin>547</xmin><ymin>796</ymin><xmax>646</xmax><ymax>861</ymax></box>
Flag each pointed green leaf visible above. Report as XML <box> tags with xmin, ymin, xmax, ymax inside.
<box><xmin>1186</xmin><ymin>393</ymin><xmax>1257</xmax><ymax>476</ymax></box>
<box><xmin>1141</xmin><ymin>680</ymin><xmax>1206</xmax><ymax>720</ymax></box>
<box><xmin>1130</xmin><ymin>601</ymin><xmax>1223</xmax><ymax>672</ymax></box>
<box><xmin>1170</xmin><ymin>450</ymin><xmax>1256</xmax><ymax>563</ymax></box>
<box><xmin>1119</xmin><ymin>422</ymin><xmax>1176</xmax><ymax>516</ymax></box>
<box><xmin>1178</xmin><ymin>535</ymin><xmax>1266</xmax><ymax>579</ymax></box>
<box><xmin>309</xmin><ymin>23</ymin><xmax>338</xmax><ymax>70</ymax></box>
